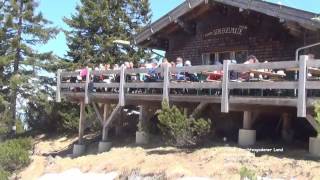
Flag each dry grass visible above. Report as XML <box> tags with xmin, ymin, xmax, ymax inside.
<box><xmin>18</xmin><ymin>134</ymin><xmax>320</xmax><ymax>180</ymax></box>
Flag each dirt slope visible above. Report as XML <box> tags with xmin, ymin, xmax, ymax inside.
<box><xmin>17</xmin><ymin>134</ymin><xmax>320</xmax><ymax>180</ymax></box>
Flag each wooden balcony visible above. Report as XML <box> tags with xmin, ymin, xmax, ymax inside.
<box><xmin>56</xmin><ymin>55</ymin><xmax>320</xmax><ymax>118</ymax></box>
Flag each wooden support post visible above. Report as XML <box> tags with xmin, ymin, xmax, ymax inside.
<box><xmin>78</xmin><ymin>101</ymin><xmax>85</xmax><ymax>144</ymax></box>
<box><xmin>104</xmin><ymin>104</ymin><xmax>121</xmax><ymax>131</ymax></box>
<box><xmin>56</xmin><ymin>69</ymin><xmax>62</xmax><ymax>102</ymax></box>
<box><xmin>102</xmin><ymin>104</ymin><xmax>109</xmax><ymax>141</ymax></box>
<box><xmin>84</xmin><ymin>67</ymin><xmax>90</xmax><ymax>104</ymax></box>
<box><xmin>306</xmin><ymin>114</ymin><xmax>319</xmax><ymax>131</ymax></box>
<box><xmin>119</xmin><ymin>66</ymin><xmax>126</xmax><ymax>106</ymax></box>
<box><xmin>190</xmin><ymin>102</ymin><xmax>208</xmax><ymax>119</ymax></box>
<box><xmin>92</xmin><ymin>103</ymin><xmax>103</xmax><ymax>125</ymax></box>
<box><xmin>221</xmin><ymin>60</ymin><xmax>230</xmax><ymax>113</ymax></box>
<box><xmin>243</xmin><ymin>111</ymin><xmax>253</xmax><ymax>129</ymax></box>
<box><xmin>297</xmin><ymin>55</ymin><xmax>308</xmax><ymax>117</ymax></box>
<box><xmin>163</xmin><ymin>64</ymin><xmax>170</xmax><ymax>102</ymax></box>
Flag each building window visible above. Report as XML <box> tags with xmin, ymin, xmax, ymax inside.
<box><xmin>202</xmin><ymin>50</ymin><xmax>248</xmax><ymax>65</ymax></box>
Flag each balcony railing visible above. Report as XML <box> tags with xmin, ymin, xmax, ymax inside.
<box><xmin>56</xmin><ymin>55</ymin><xmax>320</xmax><ymax>118</ymax></box>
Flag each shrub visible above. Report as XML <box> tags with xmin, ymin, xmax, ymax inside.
<box><xmin>239</xmin><ymin>167</ymin><xmax>257</xmax><ymax>180</ymax></box>
<box><xmin>313</xmin><ymin>102</ymin><xmax>320</xmax><ymax>138</ymax></box>
<box><xmin>157</xmin><ymin>101</ymin><xmax>211</xmax><ymax>146</ymax></box>
<box><xmin>0</xmin><ymin>167</ymin><xmax>9</xmax><ymax>180</ymax></box>
<box><xmin>0</xmin><ymin>138</ymin><xmax>32</xmax><ymax>173</ymax></box>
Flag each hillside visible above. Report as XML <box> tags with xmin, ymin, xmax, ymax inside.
<box><xmin>17</xmin><ymin>134</ymin><xmax>320</xmax><ymax>180</ymax></box>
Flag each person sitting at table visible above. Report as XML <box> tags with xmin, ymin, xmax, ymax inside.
<box><xmin>184</xmin><ymin>60</ymin><xmax>198</xmax><ymax>82</ymax></box>
<box><xmin>206</xmin><ymin>70</ymin><xmax>223</xmax><ymax>82</ymax></box>
<box><xmin>80</xmin><ymin>66</ymin><xmax>88</xmax><ymax>81</ymax></box>
<box><xmin>241</xmin><ymin>55</ymin><xmax>260</xmax><ymax>81</ymax></box>
<box><xmin>175</xmin><ymin>57</ymin><xmax>185</xmax><ymax>80</ymax></box>
<box><xmin>205</xmin><ymin>59</ymin><xmax>224</xmax><ymax>82</ymax></box>
<box><xmin>145</xmin><ymin>59</ymin><xmax>159</xmax><ymax>82</ymax></box>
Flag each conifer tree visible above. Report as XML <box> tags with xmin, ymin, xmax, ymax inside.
<box><xmin>64</xmin><ymin>0</ymin><xmax>151</xmax><ymax>65</ymax></box>
<box><xmin>0</xmin><ymin>0</ymin><xmax>59</xmax><ymax>133</ymax></box>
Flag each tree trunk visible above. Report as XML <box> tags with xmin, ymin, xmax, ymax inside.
<box><xmin>9</xmin><ymin>0</ymin><xmax>23</xmax><ymax>132</ymax></box>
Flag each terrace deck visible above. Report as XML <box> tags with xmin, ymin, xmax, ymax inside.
<box><xmin>57</xmin><ymin>55</ymin><xmax>320</xmax><ymax>118</ymax></box>
<box><xmin>56</xmin><ymin>55</ymin><xmax>320</xmax><ymax>146</ymax></box>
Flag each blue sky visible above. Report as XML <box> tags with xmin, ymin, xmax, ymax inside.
<box><xmin>37</xmin><ymin>0</ymin><xmax>320</xmax><ymax>57</ymax></box>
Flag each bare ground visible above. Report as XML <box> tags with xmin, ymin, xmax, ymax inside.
<box><xmin>17</xmin><ymin>134</ymin><xmax>320</xmax><ymax>180</ymax></box>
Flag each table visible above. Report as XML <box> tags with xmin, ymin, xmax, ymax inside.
<box><xmin>286</xmin><ymin>67</ymin><xmax>320</xmax><ymax>76</ymax></box>
<box><xmin>249</xmin><ymin>70</ymin><xmax>286</xmax><ymax>78</ymax></box>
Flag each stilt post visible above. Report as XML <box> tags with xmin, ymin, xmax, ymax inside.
<box><xmin>78</xmin><ymin>101</ymin><xmax>86</xmax><ymax>144</ymax></box>
<box><xmin>221</xmin><ymin>60</ymin><xmax>230</xmax><ymax>113</ymax></box>
<box><xmin>297</xmin><ymin>55</ymin><xmax>308</xmax><ymax>117</ymax></box>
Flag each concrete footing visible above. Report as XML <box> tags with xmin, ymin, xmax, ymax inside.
<box><xmin>73</xmin><ymin>144</ymin><xmax>86</xmax><ymax>157</ymax></box>
<box><xmin>98</xmin><ymin>141</ymin><xmax>112</xmax><ymax>153</ymax></box>
<box><xmin>309</xmin><ymin>137</ymin><xmax>320</xmax><ymax>157</ymax></box>
<box><xmin>238</xmin><ymin>129</ymin><xmax>256</xmax><ymax>146</ymax></box>
<box><xmin>136</xmin><ymin>131</ymin><xmax>149</xmax><ymax>144</ymax></box>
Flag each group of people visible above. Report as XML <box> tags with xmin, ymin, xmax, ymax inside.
<box><xmin>67</xmin><ymin>54</ymin><xmax>288</xmax><ymax>94</ymax></box>
<box><xmin>75</xmin><ymin>56</ymin><xmax>201</xmax><ymax>85</ymax></box>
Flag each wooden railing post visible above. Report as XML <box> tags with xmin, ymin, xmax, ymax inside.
<box><xmin>119</xmin><ymin>66</ymin><xmax>126</xmax><ymax>106</ymax></box>
<box><xmin>221</xmin><ymin>60</ymin><xmax>230</xmax><ymax>113</ymax></box>
<box><xmin>297</xmin><ymin>55</ymin><xmax>308</xmax><ymax>117</ymax></box>
<box><xmin>163</xmin><ymin>63</ymin><xmax>170</xmax><ymax>102</ymax></box>
<box><xmin>84</xmin><ymin>67</ymin><xmax>90</xmax><ymax>104</ymax></box>
<box><xmin>56</xmin><ymin>69</ymin><xmax>62</xmax><ymax>102</ymax></box>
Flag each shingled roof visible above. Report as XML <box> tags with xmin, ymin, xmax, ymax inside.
<box><xmin>134</xmin><ymin>0</ymin><xmax>320</xmax><ymax>46</ymax></box>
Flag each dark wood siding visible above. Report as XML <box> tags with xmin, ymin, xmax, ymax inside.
<box><xmin>165</xmin><ymin>6</ymin><xmax>320</xmax><ymax>64</ymax></box>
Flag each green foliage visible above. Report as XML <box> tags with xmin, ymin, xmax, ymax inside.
<box><xmin>0</xmin><ymin>0</ymin><xmax>59</xmax><ymax>131</ymax></box>
<box><xmin>0</xmin><ymin>167</ymin><xmax>9</xmax><ymax>180</ymax></box>
<box><xmin>0</xmin><ymin>138</ymin><xmax>32</xmax><ymax>174</ymax></box>
<box><xmin>157</xmin><ymin>101</ymin><xmax>211</xmax><ymax>146</ymax></box>
<box><xmin>64</xmin><ymin>0</ymin><xmax>152</xmax><ymax>65</ymax></box>
<box><xmin>313</xmin><ymin>101</ymin><xmax>320</xmax><ymax>137</ymax></box>
<box><xmin>239</xmin><ymin>167</ymin><xmax>257</xmax><ymax>180</ymax></box>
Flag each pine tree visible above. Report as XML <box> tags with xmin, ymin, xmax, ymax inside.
<box><xmin>64</xmin><ymin>0</ymin><xmax>152</xmax><ymax>65</ymax></box>
<box><xmin>0</xmin><ymin>0</ymin><xmax>59</xmax><ymax>133</ymax></box>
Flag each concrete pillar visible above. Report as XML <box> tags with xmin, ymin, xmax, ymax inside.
<box><xmin>73</xmin><ymin>144</ymin><xmax>86</xmax><ymax>157</ymax></box>
<box><xmin>136</xmin><ymin>105</ymin><xmax>152</xmax><ymax>144</ymax></box>
<box><xmin>309</xmin><ymin>137</ymin><xmax>320</xmax><ymax>157</ymax></box>
<box><xmin>98</xmin><ymin>141</ymin><xmax>112</xmax><ymax>153</ymax></box>
<box><xmin>239</xmin><ymin>111</ymin><xmax>256</xmax><ymax>146</ymax></box>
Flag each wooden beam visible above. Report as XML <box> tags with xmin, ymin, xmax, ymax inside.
<box><xmin>163</xmin><ymin>64</ymin><xmax>170</xmax><ymax>102</ymax></box>
<box><xmin>297</xmin><ymin>55</ymin><xmax>308</xmax><ymax>117</ymax></box>
<box><xmin>125</xmin><ymin>82</ymin><xmax>163</xmax><ymax>89</ymax></box>
<box><xmin>229</xmin><ymin>61</ymin><xmax>299</xmax><ymax>72</ymax></box>
<box><xmin>102</xmin><ymin>104</ymin><xmax>110</xmax><ymax>141</ymax></box>
<box><xmin>92</xmin><ymin>102</ymin><xmax>103</xmax><ymax>125</ymax></box>
<box><xmin>84</xmin><ymin>68</ymin><xmax>90</xmax><ymax>104</ymax></box>
<box><xmin>190</xmin><ymin>102</ymin><xmax>209</xmax><ymax>118</ymax></box>
<box><xmin>78</xmin><ymin>101</ymin><xmax>85</xmax><ymax>144</ymax></box>
<box><xmin>221</xmin><ymin>60</ymin><xmax>230</xmax><ymax>113</ymax></box>
<box><xmin>60</xmin><ymin>83</ymin><xmax>85</xmax><ymax>88</ymax></box>
<box><xmin>169</xmin><ymin>82</ymin><xmax>221</xmax><ymax>89</ymax></box>
<box><xmin>243</xmin><ymin>111</ymin><xmax>253</xmax><ymax>129</ymax></box>
<box><xmin>119</xmin><ymin>66</ymin><xmax>126</xmax><ymax>106</ymax></box>
<box><xmin>56</xmin><ymin>69</ymin><xmax>62</xmax><ymax>102</ymax></box>
<box><xmin>229</xmin><ymin>81</ymin><xmax>298</xmax><ymax>90</ymax></box>
<box><xmin>306</xmin><ymin>114</ymin><xmax>319</xmax><ymax>131</ymax></box>
<box><xmin>103</xmin><ymin>104</ymin><xmax>121</xmax><ymax>130</ymax></box>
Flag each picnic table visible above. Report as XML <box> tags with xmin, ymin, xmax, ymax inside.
<box><xmin>249</xmin><ymin>70</ymin><xmax>286</xmax><ymax>78</ymax></box>
<box><xmin>286</xmin><ymin>67</ymin><xmax>320</xmax><ymax>76</ymax></box>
